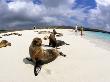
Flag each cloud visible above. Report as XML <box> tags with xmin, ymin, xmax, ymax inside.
<box><xmin>0</xmin><ymin>0</ymin><xmax>110</xmax><ymax>31</ymax></box>
<box><xmin>86</xmin><ymin>0</ymin><xmax>110</xmax><ymax>31</ymax></box>
<box><xmin>96</xmin><ymin>0</ymin><xmax>110</xmax><ymax>6</ymax></box>
<box><xmin>0</xmin><ymin>0</ymin><xmax>77</xmax><ymax>28</ymax></box>
<box><xmin>0</xmin><ymin>0</ymin><xmax>44</xmax><ymax>28</ymax></box>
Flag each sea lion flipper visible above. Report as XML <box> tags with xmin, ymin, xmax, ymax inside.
<box><xmin>26</xmin><ymin>57</ymin><xmax>33</xmax><ymax>62</ymax></box>
<box><xmin>65</xmin><ymin>43</ymin><xmax>70</xmax><ymax>45</ymax></box>
<box><xmin>34</xmin><ymin>66</ymin><xmax>41</xmax><ymax>76</ymax></box>
<box><xmin>34</xmin><ymin>60</ymin><xmax>42</xmax><ymax>76</ymax></box>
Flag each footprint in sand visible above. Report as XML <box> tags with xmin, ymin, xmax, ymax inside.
<box><xmin>45</xmin><ymin>69</ymin><xmax>52</xmax><ymax>75</ymax></box>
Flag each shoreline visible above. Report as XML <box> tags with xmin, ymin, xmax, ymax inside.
<box><xmin>1</xmin><ymin>27</ymin><xmax>110</xmax><ymax>34</ymax></box>
<box><xmin>84</xmin><ymin>31</ymin><xmax>110</xmax><ymax>51</ymax></box>
<box><xmin>84</xmin><ymin>35</ymin><xmax>110</xmax><ymax>51</ymax></box>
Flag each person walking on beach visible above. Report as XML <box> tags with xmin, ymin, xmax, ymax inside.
<box><xmin>80</xmin><ymin>26</ymin><xmax>84</xmax><ymax>36</ymax></box>
<box><xmin>75</xmin><ymin>24</ymin><xmax>78</xmax><ymax>32</ymax></box>
<box><xmin>33</xmin><ymin>26</ymin><xmax>36</xmax><ymax>30</ymax></box>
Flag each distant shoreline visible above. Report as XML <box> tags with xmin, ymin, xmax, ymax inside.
<box><xmin>0</xmin><ymin>28</ymin><xmax>110</xmax><ymax>34</ymax></box>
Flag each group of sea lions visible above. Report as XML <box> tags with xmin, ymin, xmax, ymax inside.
<box><xmin>27</xmin><ymin>29</ymin><xmax>69</xmax><ymax>76</ymax></box>
<box><xmin>0</xmin><ymin>29</ymin><xmax>69</xmax><ymax>76</ymax></box>
<box><xmin>0</xmin><ymin>32</ymin><xmax>22</xmax><ymax>48</ymax></box>
<box><xmin>2</xmin><ymin>32</ymin><xmax>22</xmax><ymax>36</ymax></box>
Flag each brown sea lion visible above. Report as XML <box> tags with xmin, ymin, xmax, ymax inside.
<box><xmin>49</xmin><ymin>33</ymin><xmax>57</xmax><ymax>47</ymax></box>
<box><xmin>27</xmin><ymin>37</ymin><xmax>66</xmax><ymax>76</ymax></box>
<box><xmin>12</xmin><ymin>33</ymin><xmax>22</xmax><ymax>36</ymax></box>
<box><xmin>49</xmin><ymin>33</ymin><xmax>69</xmax><ymax>48</ymax></box>
<box><xmin>2</xmin><ymin>33</ymin><xmax>22</xmax><ymax>36</ymax></box>
<box><xmin>0</xmin><ymin>40</ymin><xmax>11</xmax><ymax>48</ymax></box>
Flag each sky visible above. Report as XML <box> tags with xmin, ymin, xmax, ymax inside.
<box><xmin>0</xmin><ymin>0</ymin><xmax>110</xmax><ymax>31</ymax></box>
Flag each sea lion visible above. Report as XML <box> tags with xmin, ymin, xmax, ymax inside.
<box><xmin>2</xmin><ymin>33</ymin><xmax>22</xmax><ymax>36</ymax></box>
<box><xmin>49</xmin><ymin>33</ymin><xmax>57</xmax><ymax>47</ymax></box>
<box><xmin>27</xmin><ymin>37</ymin><xmax>66</xmax><ymax>76</ymax></box>
<box><xmin>49</xmin><ymin>33</ymin><xmax>69</xmax><ymax>47</ymax></box>
<box><xmin>0</xmin><ymin>40</ymin><xmax>11</xmax><ymax>48</ymax></box>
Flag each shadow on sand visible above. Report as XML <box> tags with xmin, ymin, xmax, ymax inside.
<box><xmin>44</xmin><ymin>44</ymin><xmax>50</xmax><ymax>47</ymax></box>
<box><xmin>23</xmin><ymin>58</ymin><xmax>52</xmax><ymax>75</ymax></box>
<box><xmin>23</xmin><ymin>58</ymin><xmax>35</xmax><ymax>66</ymax></box>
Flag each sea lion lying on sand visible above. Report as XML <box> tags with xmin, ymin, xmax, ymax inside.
<box><xmin>0</xmin><ymin>40</ymin><xmax>11</xmax><ymax>48</ymax></box>
<box><xmin>49</xmin><ymin>33</ymin><xmax>69</xmax><ymax>47</ymax></box>
<box><xmin>2</xmin><ymin>33</ymin><xmax>22</xmax><ymax>36</ymax></box>
<box><xmin>2</xmin><ymin>34</ymin><xmax>9</xmax><ymax>36</ymax></box>
<box><xmin>26</xmin><ymin>37</ymin><xmax>66</xmax><ymax>76</ymax></box>
<box><xmin>11</xmin><ymin>33</ymin><xmax>22</xmax><ymax>36</ymax></box>
<box><xmin>38</xmin><ymin>31</ymin><xmax>51</xmax><ymax>34</ymax></box>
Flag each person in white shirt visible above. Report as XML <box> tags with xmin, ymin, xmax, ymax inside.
<box><xmin>75</xmin><ymin>25</ymin><xmax>78</xmax><ymax>32</ymax></box>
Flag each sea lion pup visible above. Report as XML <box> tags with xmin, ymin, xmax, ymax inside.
<box><xmin>0</xmin><ymin>40</ymin><xmax>11</xmax><ymax>48</ymax></box>
<box><xmin>27</xmin><ymin>37</ymin><xmax>66</xmax><ymax>76</ymax></box>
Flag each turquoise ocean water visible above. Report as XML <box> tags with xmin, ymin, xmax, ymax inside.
<box><xmin>85</xmin><ymin>31</ymin><xmax>110</xmax><ymax>41</ymax></box>
<box><xmin>85</xmin><ymin>31</ymin><xmax>110</xmax><ymax>50</ymax></box>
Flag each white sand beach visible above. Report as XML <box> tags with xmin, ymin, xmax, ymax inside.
<box><xmin>0</xmin><ymin>29</ymin><xmax>110</xmax><ymax>82</ymax></box>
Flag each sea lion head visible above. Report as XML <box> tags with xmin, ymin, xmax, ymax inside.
<box><xmin>0</xmin><ymin>40</ymin><xmax>11</xmax><ymax>46</ymax></box>
<box><xmin>32</xmin><ymin>37</ymin><xmax>42</xmax><ymax>47</ymax></box>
